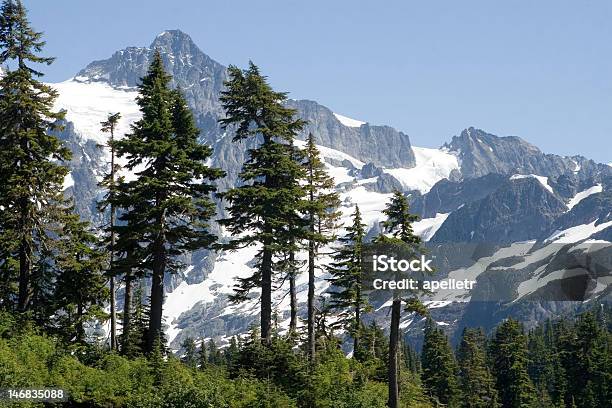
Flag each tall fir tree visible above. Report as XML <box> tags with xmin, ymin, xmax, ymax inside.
<box><xmin>53</xmin><ymin>211</ymin><xmax>107</xmax><ymax>344</ymax></box>
<box><xmin>527</xmin><ymin>325</ymin><xmax>557</xmax><ymax>407</ymax></box>
<box><xmin>421</xmin><ymin>319</ymin><xmax>461</xmax><ymax>408</ymax></box>
<box><xmin>0</xmin><ymin>0</ymin><xmax>70</xmax><ymax>312</ymax></box>
<box><xmin>557</xmin><ymin>312</ymin><xmax>611</xmax><ymax>407</ymax></box>
<box><xmin>326</xmin><ymin>205</ymin><xmax>369</xmax><ymax>358</ymax></box>
<box><xmin>218</xmin><ymin>62</ymin><xmax>306</xmax><ymax>344</ymax></box>
<box><xmin>98</xmin><ymin>112</ymin><xmax>121</xmax><ymax>351</ymax></box>
<box><xmin>302</xmin><ymin>132</ymin><xmax>340</xmax><ymax>362</ymax></box>
<box><xmin>377</xmin><ymin>189</ymin><xmax>425</xmax><ymax>408</ymax></box>
<box><xmin>457</xmin><ymin>328</ymin><xmax>499</xmax><ymax>408</ymax></box>
<box><xmin>111</xmin><ymin>52</ymin><xmax>224</xmax><ymax>352</ymax></box>
<box><xmin>490</xmin><ymin>318</ymin><xmax>536</xmax><ymax>408</ymax></box>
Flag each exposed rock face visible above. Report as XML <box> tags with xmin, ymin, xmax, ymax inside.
<box><xmin>547</xmin><ymin>190</ymin><xmax>612</xmax><ymax>235</ymax></box>
<box><xmin>54</xmin><ymin>29</ymin><xmax>612</xmax><ymax>350</ymax></box>
<box><xmin>444</xmin><ymin>127</ymin><xmax>580</xmax><ymax>179</ymax></box>
<box><xmin>77</xmin><ymin>30</ymin><xmax>416</xmax><ymax>170</ymax></box>
<box><xmin>431</xmin><ymin>177</ymin><xmax>567</xmax><ymax>245</ymax></box>
<box><xmin>410</xmin><ymin>173</ymin><xmax>506</xmax><ymax>218</ymax></box>
<box><xmin>286</xmin><ymin>100</ymin><xmax>416</xmax><ymax>168</ymax></box>
<box><xmin>77</xmin><ymin>30</ymin><xmax>228</xmax><ymax>121</ymax></box>
<box><xmin>54</xmin><ymin>122</ymin><xmax>107</xmax><ymax>222</ymax></box>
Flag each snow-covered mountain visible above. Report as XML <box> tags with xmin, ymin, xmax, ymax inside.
<box><xmin>50</xmin><ymin>30</ymin><xmax>612</xmax><ymax>349</ymax></box>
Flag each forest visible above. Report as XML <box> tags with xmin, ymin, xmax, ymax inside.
<box><xmin>0</xmin><ymin>1</ymin><xmax>610</xmax><ymax>407</ymax></box>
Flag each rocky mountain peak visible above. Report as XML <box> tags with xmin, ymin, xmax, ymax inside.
<box><xmin>443</xmin><ymin>127</ymin><xmax>577</xmax><ymax>179</ymax></box>
<box><xmin>150</xmin><ymin>29</ymin><xmax>198</xmax><ymax>52</ymax></box>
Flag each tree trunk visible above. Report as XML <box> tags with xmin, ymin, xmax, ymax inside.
<box><xmin>109</xmin><ymin>276</ymin><xmax>116</xmax><ymax>349</ymax></box>
<box><xmin>122</xmin><ymin>271</ymin><xmax>133</xmax><ymax>353</ymax></box>
<box><xmin>289</xmin><ymin>251</ymin><xmax>297</xmax><ymax>335</ymax></box>
<box><xmin>261</xmin><ymin>243</ymin><xmax>273</xmax><ymax>344</ymax></box>
<box><xmin>307</xmin><ymin>226</ymin><xmax>316</xmax><ymax>363</ymax></box>
<box><xmin>147</xmin><ymin>232</ymin><xmax>166</xmax><ymax>352</ymax></box>
<box><xmin>76</xmin><ymin>301</ymin><xmax>85</xmax><ymax>344</ymax></box>
<box><xmin>354</xmin><ymin>293</ymin><xmax>361</xmax><ymax>357</ymax></box>
<box><xmin>109</xmin><ymin>131</ymin><xmax>117</xmax><ymax>350</ymax></box>
<box><xmin>17</xmin><ymin>235</ymin><xmax>31</xmax><ymax>312</ymax></box>
<box><xmin>388</xmin><ymin>298</ymin><xmax>401</xmax><ymax>408</ymax></box>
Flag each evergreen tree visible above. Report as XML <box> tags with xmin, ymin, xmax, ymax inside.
<box><xmin>121</xmin><ymin>280</ymin><xmax>148</xmax><ymax>357</ymax></box>
<box><xmin>490</xmin><ymin>318</ymin><xmax>536</xmax><ymax>408</ymax></box>
<box><xmin>198</xmin><ymin>337</ymin><xmax>207</xmax><ymax>370</ymax></box>
<box><xmin>181</xmin><ymin>336</ymin><xmax>197</xmax><ymax>369</ymax></box>
<box><xmin>53</xmin><ymin>210</ymin><xmax>107</xmax><ymax>344</ymax></box>
<box><xmin>207</xmin><ymin>338</ymin><xmax>223</xmax><ymax>365</ymax></box>
<box><xmin>527</xmin><ymin>325</ymin><xmax>556</xmax><ymax>406</ymax></box>
<box><xmin>112</xmin><ymin>53</ymin><xmax>224</xmax><ymax>352</ymax></box>
<box><xmin>327</xmin><ymin>205</ymin><xmax>369</xmax><ymax>358</ymax></box>
<box><xmin>377</xmin><ymin>189</ymin><xmax>425</xmax><ymax>408</ymax></box>
<box><xmin>402</xmin><ymin>338</ymin><xmax>421</xmax><ymax>374</ymax></box>
<box><xmin>0</xmin><ymin>0</ymin><xmax>70</xmax><ymax>312</ymax></box>
<box><xmin>98</xmin><ymin>112</ymin><xmax>121</xmax><ymax>350</ymax></box>
<box><xmin>557</xmin><ymin>312</ymin><xmax>611</xmax><ymax>407</ymax></box>
<box><xmin>218</xmin><ymin>62</ymin><xmax>306</xmax><ymax>344</ymax></box>
<box><xmin>302</xmin><ymin>133</ymin><xmax>340</xmax><ymax>363</ymax></box>
<box><xmin>421</xmin><ymin>319</ymin><xmax>460</xmax><ymax>407</ymax></box>
<box><xmin>457</xmin><ymin>328</ymin><xmax>499</xmax><ymax>408</ymax></box>
<box><xmin>225</xmin><ymin>336</ymin><xmax>240</xmax><ymax>373</ymax></box>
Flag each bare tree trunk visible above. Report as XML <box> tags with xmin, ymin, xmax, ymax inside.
<box><xmin>17</xmin><ymin>234</ymin><xmax>31</xmax><ymax>312</ymax></box>
<box><xmin>388</xmin><ymin>298</ymin><xmax>401</xmax><ymax>408</ymax></box>
<box><xmin>307</xmin><ymin>222</ymin><xmax>316</xmax><ymax>363</ymax></box>
<box><xmin>121</xmin><ymin>271</ymin><xmax>133</xmax><ymax>353</ymax></box>
<box><xmin>109</xmin><ymin>128</ymin><xmax>117</xmax><ymax>350</ymax></box>
<box><xmin>76</xmin><ymin>301</ymin><xmax>85</xmax><ymax>344</ymax></box>
<box><xmin>354</xmin><ymin>292</ymin><xmax>361</xmax><ymax>358</ymax></box>
<box><xmin>261</xmin><ymin>241</ymin><xmax>273</xmax><ymax>344</ymax></box>
<box><xmin>147</xmin><ymin>234</ymin><xmax>166</xmax><ymax>352</ymax></box>
<box><xmin>289</xmin><ymin>251</ymin><xmax>297</xmax><ymax>334</ymax></box>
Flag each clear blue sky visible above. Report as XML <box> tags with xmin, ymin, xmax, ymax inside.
<box><xmin>26</xmin><ymin>0</ymin><xmax>612</xmax><ymax>163</ymax></box>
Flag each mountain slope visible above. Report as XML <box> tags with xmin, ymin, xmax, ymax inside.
<box><xmin>48</xmin><ymin>30</ymin><xmax>612</xmax><ymax>349</ymax></box>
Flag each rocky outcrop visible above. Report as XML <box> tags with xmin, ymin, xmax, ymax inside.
<box><xmin>445</xmin><ymin>127</ymin><xmax>580</xmax><ymax>179</ymax></box>
<box><xmin>287</xmin><ymin>100</ymin><xmax>416</xmax><ymax>168</ymax></box>
<box><xmin>431</xmin><ymin>177</ymin><xmax>567</xmax><ymax>244</ymax></box>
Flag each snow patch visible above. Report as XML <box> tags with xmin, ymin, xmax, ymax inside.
<box><xmin>51</xmin><ymin>79</ymin><xmax>141</xmax><ymax>145</ymax></box>
<box><xmin>384</xmin><ymin>147</ymin><xmax>459</xmax><ymax>194</ymax></box>
<box><xmin>62</xmin><ymin>173</ymin><xmax>74</xmax><ymax>190</ymax></box>
<box><xmin>413</xmin><ymin>213</ymin><xmax>450</xmax><ymax>241</ymax></box>
<box><xmin>510</xmin><ymin>174</ymin><xmax>554</xmax><ymax>194</ymax></box>
<box><xmin>545</xmin><ymin>219</ymin><xmax>612</xmax><ymax>243</ymax></box>
<box><xmin>333</xmin><ymin>112</ymin><xmax>366</xmax><ymax>128</ymax></box>
<box><xmin>566</xmin><ymin>184</ymin><xmax>602</xmax><ymax>210</ymax></box>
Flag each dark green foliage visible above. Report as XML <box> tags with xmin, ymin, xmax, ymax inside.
<box><xmin>381</xmin><ymin>189</ymin><xmax>420</xmax><ymax>244</ymax></box>
<box><xmin>303</xmin><ymin>133</ymin><xmax>341</xmax><ymax>361</ymax></box>
<box><xmin>0</xmin><ymin>0</ymin><xmax>71</xmax><ymax>313</ymax></box>
<box><xmin>218</xmin><ymin>62</ymin><xmax>306</xmax><ymax>343</ymax></box>
<box><xmin>421</xmin><ymin>319</ymin><xmax>460</xmax><ymax>407</ymax></box>
<box><xmin>556</xmin><ymin>311</ymin><xmax>611</xmax><ymax>408</ymax></box>
<box><xmin>402</xmin><ymin>338</ymin><xmax>421</xmax><ymax>374</ymax></box>
<box><xmin>181</xmin><ymin>337</ymin><xmax>197</xmax><ymax>369</ymax></box>
<box><xmin>326</xmin><ymin>206</ymin><xmax>369</xmax><ymax>356</ymax></box>
<box><xmin>110</xmin><ymin>52</ymin><xmax>223</xmax><ymax>351</ymax></box>
<box><xmin>52</xmin><ymin>210</ymin><xmax>107</xmax><ymax>344</ymax></box>
<box><xmin>457</xmin><ymin>328</ymin><xmax>499</xmax><ymax>408</ymax></box>
<box><xmin>207</xmin><ymin>338</ymin><xmax>224</xmax><ymax>365</ymax></box>
<box><xmin>358</xmin><ymin>321</ymin><xmax>388</xmax><ymax>381</ymax></box>
<box><xmin>377</xmin><ymin>189</ymin><xmax>426</xmax><ymax>408</ymax></box>
<box><xmin>490</xmin><ymin>318</ymin><xmax>536</xmax><ymax>408</ymax></box>
<box><xmin>121</xmin><ymin>282</ymin><xmax>149</xmax><ymax>358</ymax></box>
